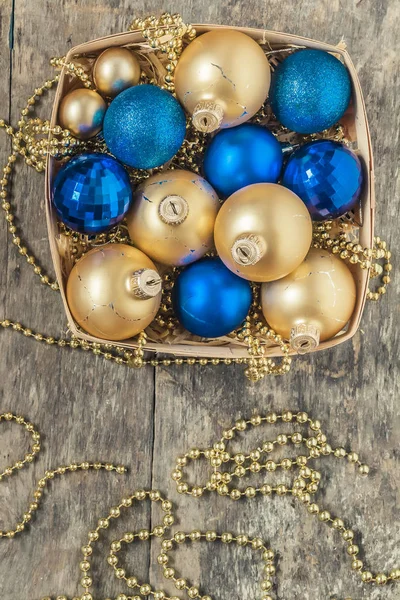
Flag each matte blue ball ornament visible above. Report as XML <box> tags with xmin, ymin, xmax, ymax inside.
<box><xmin>270</xmin><ymin>49</ymin><xmax>351</xmax><ymax>134</ymax></box>
<box><xmin>103</xmin><ymin>84</ymin><xmax>187</xmax><ymax>169</ymax></box>
<box><xmin>52</xmin><ymin>152</ymin><xmax>132</xmax><ymax>234</ymax></box>
<box><xmin>282</xmin><ymin>140</ymin><xmax>363</xmax><ymax>221</ymax></box>
<box><xmin>172</xmin><ymin>257</ymin><xmax>252</xmax><ymax>338</ymax></box>
<box><xmin>203</xmin><ymin>124</ymin><xmax>283</xmax><ymax>197</ymax></box>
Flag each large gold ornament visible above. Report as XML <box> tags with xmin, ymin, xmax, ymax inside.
<box><xmin>93</xmin><ymin>47</ymin><xmax>141</xmax><ymax>97</ymax></box>
<box><xmin>58</xmin><ymin>88</ymin><xmax>106</xmax><ymax>139</ymax></box>
<box><xmin>127</xmin><ymin>170</ymin><xmax>220</xmax><ymax>266</ymax></box>
<box><xmin>174</xmin><ymin>29</ymin><xmax>271</xmax><ymax>133</ymax></box>
<box><xmin>261</xmin><ymin>248</ymin><xmax>357</xmax><ymax>353</ymax></box>
<box><xmin>214</xmin><ymin>183</ymin><xmax>312</xmax><ymax>282</ymax></box>
<box><xmin>66</xmin><ymin>244</ymin><xmax>162</xmax><ymax>341</ymax></box>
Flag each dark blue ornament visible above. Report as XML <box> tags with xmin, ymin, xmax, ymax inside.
<box><xmin>172</xmin><ymin>257</ymin><xmax>252</xmax><ymax>338</ymax></box>
<box><xmin>203</xmin><ymin>123</ymin><xmax>283</xmax><ymax>197</ymax></box>
<box><xmin>282</xmin><ymin>140</ymin><xmax>363</xmax><ymax>221</ymax></box>
<box><xmin>103</xmin><ymin>84</ymin><xmax>187</xmax><ymax>169</ymax></box>
<box><xmin>270</xmin><ymin>49</ymin><xmax>351</xmax><ymax>134</ymax></box>
<box><xmin>52</xmin><ymin>152</ymin><xmax>132</xmax><ymax>234</ymax></box>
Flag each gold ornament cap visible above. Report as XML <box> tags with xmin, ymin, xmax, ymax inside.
<box><xmin>158</xmin><ymin>195</ymin><xmax>189</xmax><ymax>225</ymax></box>
<box><xmin>192</xmin><ymin>100</ymin><xmax>224</xmax><ymax>133</ymax></box>
<box><xmin>231</xmin><ymin>235</ymin><xmax>265</xmax><ymax>266</ymax></box>
<box><xmin>131</xmin><ymin>269</ymin><xmax>162</xmax><ymax>299</ymax></box>
<box><xmin>290</xmin><ymin>323</ymin><xmax>320</xmax><ymax>354</ymax></box>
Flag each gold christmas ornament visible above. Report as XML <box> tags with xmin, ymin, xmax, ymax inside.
<box><xmin>126</xmin><ymin>170</ymin><xmax>220</xmax><ymax>266</ymax></box>
<box><xmin>93</xmin><ymin>47</ymin><xmax>141</xmax><ymax>97</ymax></box>
<box><xmin>261</xmin><ymin>248</ymin><xmax>357</xmax><ymax>353</ymax></box>
<box><xmin>58</xmin><ymin>88</ymin><xmax>106</xmax><ymax>139</ymax></box>
<box><xmin>174</xmin><ymin>29</ymin><xmax>271</xmax><ymax>133</ymax></box>
<box><xmin>66</xmin><ymin>244</ymin><xmax>162</xmax><ymax>341</ymax></box>
<box><xmin>214</xmin><ymin>183</ymin><xmax>312</xmax><ymax>282</ymax></box>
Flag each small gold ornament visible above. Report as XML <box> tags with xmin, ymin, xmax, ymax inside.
<box><xmin>93</xmin><ymin>47</ymin><xmax>141</xmax><ymax>97</ymax></box>
<box><xmin>175</xmin><ymin>29</ymin><xmax>271</xmax><ymax>132</ymax></box>
<box><xmin>66</xmin><ymin>244</ymin><xmax>162</xmax><ymax>341</ymax></box>
<box><xmin>58</xmin><ymin>88</ymin><xmax>106</xmax><ymax>139</ymax></box>
<box><xmin>127</xmin><ymin>170</ymin><xmax>220</xmax><ymax>266</ymax></box>
<box><xmin>214</xmin><ymin>183</ymin><xmax>312</xmax><ymax>282</ymax></box>
<box><xmin>261</xmin><ymin>248</ymin><xmax>357</xmax><ymax>352</ymax></box>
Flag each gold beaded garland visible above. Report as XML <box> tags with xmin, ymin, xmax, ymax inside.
<box><xmin>1</xmin><ymin>410</ymin><xmax>399</xmax><ymax>600</ymax></box>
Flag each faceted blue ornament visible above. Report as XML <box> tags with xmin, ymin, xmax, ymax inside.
<box><xmin>203</xmin><ymin>123</ymin><xmax>283</xmax><ymax>197</ymax></box>
<box><xmin>52</xmin><ymin>152</ymin><xmax>132</xmax><ymax>234</ymax></box>
<box><xmin>282</xmin><ymin>140</ymin><xmax>363</xmax><ymax>221</ymax></box>
<box><xmin>172</xmin><ymin>257</ymin><xmax>252</xmax><ymax>338</ymax></box>
<box><xmin>270</xmin><ymin>49</ymin><xmax>351</xmax><ymax>134</ymax></box>
<box><xmin>103</xmin><ymin>84</ymin><xmax>187</xmax><ymax>169</ymax></box>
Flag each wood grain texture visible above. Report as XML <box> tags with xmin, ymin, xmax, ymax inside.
<box><xmin>0</xmin><ymin>1</ymin><xmax>399</xmax><ymax>599</ymax></box>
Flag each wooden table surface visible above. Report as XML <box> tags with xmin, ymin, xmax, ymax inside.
<box><xmin>0</xmin><ymin>2</ymin><xmax>398</xmax><ymax>599</ymax></box>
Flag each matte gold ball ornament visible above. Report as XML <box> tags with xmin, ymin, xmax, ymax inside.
<box><xmin>66</xmin><ymin>244</ymin><xmax>162</xmax><ymax>341</ymax></box>
<box><xmin>126</xmin><ymin>170</ymin><xmax>220</xmax><ymax>266</ymax></box>
<box><xmin>214</xmin><ymin>183</ymin><xmax>312</xmax><ymax>282</ymax></box>
<box><xmin>58</xmin><ymin>88</ymin><xmax>107</xmax><ymax>140</ymax></box>
<box><xmin>261</xmin><ymin>248</ymin><xmax>357</xmax><ymax>353</ymax></box>
<box><xmin>93</xmin><ymin>47</ymin><xmax>141</xmax><ymax>97</ymax></box>
<box><xmin>174</xmin><ymin>29</ymin><xmax>271</xmax><ymax>133</ymax></box>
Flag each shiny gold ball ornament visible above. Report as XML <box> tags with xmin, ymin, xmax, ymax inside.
<box><xmin>126</xmin><ymin>170</ymin><xmax>220</xmax><ymax>266</ymax></box>
<box><xmin>58</xmin><ymin>88</ymin><xmax>107</xmax><ymax>140</ymax></box>
<box><xmin>93</xmin><ymin>47</ymin><xmax>141</xmax><ymax>98</ymax></box>
<box><xmin>261</xmin><ymin>248</ymin><xmax>357</xmax><ymax>353</ymax></box>
<box><xmin>66</xmin><ymin>244</ymin><xmax>162</xmax><ymax>341</ymax></box>
<box><xmin>214</xmin><ymin>183</ymin><xmax>312</xmax><ymax>282</ymax></box>
<box><xmin>174</xmin><ymin>29</ymin><xmax>271</xmax><ymax>133</ymax></box>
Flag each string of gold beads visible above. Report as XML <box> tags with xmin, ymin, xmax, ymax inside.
<box><xmin>173</xmin><ymin>410</ymin><xmax>400</xmax><ymax>591</ymax></box>
<box><xmin>2</xmin><ymin>410</ymin><xmax>399</xmax><ymax>599</ymax></box>
<box><xmin>50</xmin><ymin>56</ymin><xmax>94</xmax><ymax>88</ymax></box>
<box><xmin>129</xmin><ymin>13</ymin><xmax>197</xmax><ymax>92</ymax></box>
<box><xmin>313</xmin><ymin>222</ymin><xmax>392</xmax><ymax>299</ymax></box>
<box><xmin>0</xmin><ymin>412</ymin><xmax>126</xmax><ymax>539</ymax></box>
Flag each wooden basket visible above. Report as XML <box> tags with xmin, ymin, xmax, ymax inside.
<box><xmin>45</xmin><ymin>24</ymin><xmax>374</xmax><ymax>360</ymax></box>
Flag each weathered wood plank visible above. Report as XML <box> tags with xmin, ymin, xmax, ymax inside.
<box><xmin>0</xmin><ymin>1</ymin><xmax>398</xmax><ymax>600</ymax></box>
<box><xmin>0</xmin><ymin>2</ymin><xmax>156</xmax><ymax>599</ymax></box>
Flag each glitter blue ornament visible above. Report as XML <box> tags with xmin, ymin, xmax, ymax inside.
<box><xmin>282</xmin><ymin>140</ymin><xmax>363</xmax><ymax>221</ymax></box>
<box><xmin>172</xmin><ymin>257</ymin><xmax>252</xmax><ymax>338</ymax></box>
<box><xmin>103</xmin><ymin>84</ymin><xmax>187</xmax><ymax>169</ymax></box>
<box><xmin>270</xmin><ymin>49</ymin><xmax>351</xmax><ymax>134</ymax></box>
<box><xmin>52</xmin><ymin>152</ymin><xmax>132</xmax><ymax>234</ymax></box>
<box><xmin>203</xmin><ymin>123</ymin><xmax>283</xmax><ymax>197</ymax></box>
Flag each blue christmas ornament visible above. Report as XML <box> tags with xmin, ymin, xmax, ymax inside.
<box><xmin>103</xmin><ymin>84</ymin><xmax>187</xmax><ymax>169</ymax></box>
<box><xmin>270</xmin><ymin>49</ymin><xmax>351</xmax><ymax>134</ymax></box>
<box><xmin>203</xmin><ymin>123</ymin><xmax>283</xmax><ymax>197</ymax></box>
<box><xmin>52</xmin><ymin>152</ymin><xmax>132</xmax><ymax>234</ymax></box>
<box><xmin>282</xmin><ymin>140</ymin><xmax>363</xmax><ymax>221</ymax></box>
<box><xmin>172</xmin><ymin>257</ymin><xmax>252</xmax><ymax>338</ymax></box>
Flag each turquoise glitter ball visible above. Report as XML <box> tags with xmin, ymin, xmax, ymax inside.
<box><xmin>52</xmin><ymin>152</ymin><xmax>132</xmax><ymax>234</ymax></box>
<box><xmin>270</xmin><ymin>49</ymin><xmax>351</xmax><ymax>134</ymax></box>
<box><xmin>103</xmin><ymin>84</ymin><xmax>187</xmax><ymax>169</ymax></box>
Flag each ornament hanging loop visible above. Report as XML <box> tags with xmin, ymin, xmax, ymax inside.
<box><xmin>290</xmin><ymin>323</ymin><xmax>320</xmax><ymax>354</ymax></box>
<box><xmin>231</xmin><ymin>234</ymin><xmax>265</xmax><ymax>266</ymax></box>
<box><xmin>158</xmin><ymin>195</ymin><xmax>189</xmax><ymax>225</ymax></box>
<box><xmin>131</xmin><ymin>269</ymin><xmax>162</xmax><ymax>299</ymax></box>
<box><xmin>192</xmin><ymin>100</ymin><xmax>224</xmax><ymax>133</ymax></box>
